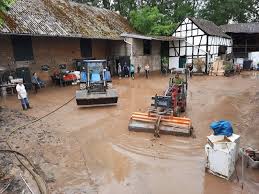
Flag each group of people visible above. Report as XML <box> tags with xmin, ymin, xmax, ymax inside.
<box><xmin>15</xmin><ymin>62</ymin><xmax>153</xmax><ymax>110</ymax></box>
<box><xmin>117</xmin><ymin>63</ymin><xmax>150</xmax><ymax>79</ymax></box>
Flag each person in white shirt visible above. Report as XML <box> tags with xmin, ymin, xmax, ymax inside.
<box><xmin>16</xmin><ymin>82</ymin><xmax>31</xmax><ymax>110</ymax></box>
<box><xmin>144</xmin><ymin>64</ymin><xmax>150</xmax><ymax>78</ymax></box>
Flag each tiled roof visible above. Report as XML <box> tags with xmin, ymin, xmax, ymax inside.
<box><xmin>221</xmin><ymin>23</ymin><xmax>259</xmax><ymax>34</ymax></box>
<box><xmin>0</xmin><ymin>0</ymin><xmax>134</xmax><ymax>40</ymax></box>
<box><xmin>189</xmin><ymin>17</ymin><xmax>231</xmax><ymax>38</ymax></box>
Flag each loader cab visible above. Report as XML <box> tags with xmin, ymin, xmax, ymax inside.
<box><xmin>79</xmin><ymin>60</ymin><xmax>113</xmax><ymax>91</ymax></box>
<box><xmin>80</xmin><ymin>60</ymin><xmax>106</xmax><ymax>83</ymax></box>
<box><xmin>76</xmin><ymin>59</ymin><xmax>118</xmax><ymax>106</ymax></box>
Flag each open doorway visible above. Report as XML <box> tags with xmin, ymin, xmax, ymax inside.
<box><xmin>179</xmin><ymin>55</ymin><xmax>187</xmax><ymax>68</ymax></box>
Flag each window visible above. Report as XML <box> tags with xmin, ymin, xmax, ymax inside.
<box><xmin>161</xmin><ymin>41</ymin><xmax>169</xmax><ymax>57</ymax></box>
<box><xmin>143</xmin><ymin>40</ymin><xmax>152</xmax><ymax>55</ymax></box>
<box><xmin>218</xmin><ymin>45</ymin><xmax>227</xmax><ymax>56</ymax></box>
<box><xmin>11</xmin><ymin>36</ymin><xmax>34</xmax><ymax>61</ymax></box>
<box><xmin>80</xmin><ymin>39</ymin><xmax>92</xmax><ymax>58</ymax></box>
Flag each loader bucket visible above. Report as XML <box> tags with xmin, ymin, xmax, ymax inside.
<box><xmin>76</xmin><ymin>89</ymin><xmax>118</xmax><ymax>107</ymax></box>
<box><xmin>128</xmin><ymin>112</ymin><xmax>192</xmax><ymax>136</ymax></box>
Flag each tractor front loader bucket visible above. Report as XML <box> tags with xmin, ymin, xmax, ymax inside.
<box><xmin>76</xmin><ymin>89</ymin><xmax>118</xmax><ymax>107</ymax></box>
<box><xmin>128</xmin><ymin>112</ymin><xmax>192</xmax><ymax>136</ymax></box>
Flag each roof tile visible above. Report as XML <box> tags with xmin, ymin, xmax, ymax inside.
<box><xmin>0</xmin><ymin>0</ymin><xmax>134</xmax><ymax>40</ymax></box>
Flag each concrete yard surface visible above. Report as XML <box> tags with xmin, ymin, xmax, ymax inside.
<box><xmin>0</xmin><ymin>71</ymin><xmax>259</xmax><ymax>194</ymax></box>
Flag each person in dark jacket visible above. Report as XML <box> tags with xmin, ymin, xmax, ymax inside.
<box><xmin>188</xmin><ymin>63</ymin><xmax>193</xmax><ymax>78</ymax></box>
<box><xmin>31</xmin><ymin>72</ymin><xmax>45</xmax><ymax>93</ymax></box>
<box><xmin>123</xmin><ymin>64</ymin><xmax>129</xmax><ymax>77</ymax></box>
<box><xmin>32</xmin><ymin>72</ymin><xmax>40</xmax><ymax>93</ymax></box>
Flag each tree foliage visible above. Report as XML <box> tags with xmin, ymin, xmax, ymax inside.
<box><xmin>112</xmin><ymin>0</ymin><xmax>137</xmax><ymax>18</ymax></box>
<box><xmin>129</xmin><ymin>6</ymin><xmax>174</xmax><ymax>36</ymax></box>
<box><xmin>199</xmin><ymin>0</ymin><xmax>259</xmax><ymax>25</ymax></box>
<box><xmin>0</xmin><ymin>0</ymin><xmax>15</xmax><ymax>11</ymax></box>
<box><xmin>0</xmin><ymin>0</ymin><xmax>16</xmax><ymax>26</ymax></box>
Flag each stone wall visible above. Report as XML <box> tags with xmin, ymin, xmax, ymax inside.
<box><xmin>109</xmin><ymin>40</ymin><xmax>130</xmax><ymax>57</ymax></box>
<box><xmin>131</xmin><ymin>39</ymin><xmax>161</xmax><ymax>72</ymax></box>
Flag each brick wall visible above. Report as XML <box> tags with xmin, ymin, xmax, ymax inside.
<box><xmin>32</xmin><ymin>37</ymin><xmax>81</xmax><ymax>71</ymax></box>
<box><xmin>0</xmin><ymin>35</ymin><xmax>161</xmax><ymax>76</ymax></box>
<box><xmin>92</xmin><ymin>39</ymin><xmax>108</xmax><ymax>59</ymax></box>
<box><xmin>0</xmin><ymin>35</ymin><xmax>14</xmax><ymax>69</ymax></box>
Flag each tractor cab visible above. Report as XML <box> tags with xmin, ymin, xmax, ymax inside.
<box><xmin>79</xmin><ymin>60</ymin><xmax>111</xmax><ymax>92</ymax></box>
<box><xmin>76</xmin><ymin>60</ymin><xmax>118</xmax><ymax>107</ymax></box>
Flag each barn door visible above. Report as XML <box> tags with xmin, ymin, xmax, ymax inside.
<box><xmin>80</xmin><ymin>39</ymin><xmax>92</xmax><ymax>58</ymax></box>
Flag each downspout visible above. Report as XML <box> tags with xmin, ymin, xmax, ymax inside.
<box><xmin>124</xmin><ymin>38</ymin><xmax>133</xmax><ymax>63</ymax></box>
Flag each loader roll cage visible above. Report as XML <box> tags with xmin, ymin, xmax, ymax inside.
<box><xmin>80</xmin><ymin>60</ymin><xmax>108</xmax><ymax>93</ymax></box>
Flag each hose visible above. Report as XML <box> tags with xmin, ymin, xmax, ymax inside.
<box><xmin>1</xmin><ymin>95</ymin><xmax>76</xmax><ymax>194</ymax></box>
<box><xmin>7</xmin><ymin>96</ymin><xmax>76</xmax><ymax>139</ymax></box>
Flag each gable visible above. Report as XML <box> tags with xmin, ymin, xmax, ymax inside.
<box><xmin>173</xmin><ymin>17</ymin><xmax>230</xmax><ymax>39</ymax></box>
<box><xmin>173</xmin><ymin>18</ymin><xmax>205</xmax><ymax>38</ymax></box>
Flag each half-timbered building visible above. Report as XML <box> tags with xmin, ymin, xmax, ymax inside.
<box><xmin>169</xmin><ymin>17</ymin><xmax>232</xmax><ymax>72</ymax></box>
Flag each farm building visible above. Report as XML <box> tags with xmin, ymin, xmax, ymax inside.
<box><xmin>120</xmin><ymin>33</ymin><xmax>181</xmax><ymax>72</ymax></box>
<box><xmin>0</xmin><ymin>0</ymin><xmax>134</xmax><ymax>75</ymax></box>
<box><xmin>169</xmin><ymin>17</ymin><xmax>232</xmax><ymax>73</ymax></box>
<box><xmin>221</xmin><ymin>22</ymin><xmax>259</xmax><ymax>58</ymax></box>
<box><xmin>0</xmin><ymin>0</ymin><xmax>175</xmax><ymax>77</ymax></box>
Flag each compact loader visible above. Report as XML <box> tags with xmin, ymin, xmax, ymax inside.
<box><xmin>128</xmin><ymin>71</ymin><xmax>192</xmax><ymax>137</ymax></box>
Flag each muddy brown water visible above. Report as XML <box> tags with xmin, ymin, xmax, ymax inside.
<box><xmin>1</xmin><ymin>72</ymin><xmax>259</xmax><ymax>194</ymax></box>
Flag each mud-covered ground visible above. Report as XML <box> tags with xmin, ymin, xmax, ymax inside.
<box><xmin>0</xmin><ymin>71</ymin><xmax>259</xmax><ymax>194</ymax></box>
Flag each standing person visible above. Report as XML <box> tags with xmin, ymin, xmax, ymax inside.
<box><xmin>16</xmin><ymin>81</ymin><xmax>31</xmax><ymax>110</ymax></box>
<box><xmin>32</xmin><ymin>72</ymin><xmax>40</xmax><ymax>93</ymax></box>
<box><xmin>144</xmin><ymin>63</ymin><xmax>150</xmax><ymax>79</ymax></box>
<box><xmin>130</xmin><ymin>64</ymin><xmax>135</xmax><ymax>79</ymax></box>
<box><xmin>124</xmin><ymin>63</ymin><xmax>129</xmax><ymax>78</ymax></box>
<box><xmin>188</xmin><ymin>63</ymin><xmax>193</xmax><ymax>78</ymax></box>
<box><xmin>118</xmin><ymin>62</ymin><xmax>122</xmax><ymax>79</ymax></box>
<box><xmin>137</xmin><ymin>64</ymin><xmax>141</xmax><ymax>74</ymax></box>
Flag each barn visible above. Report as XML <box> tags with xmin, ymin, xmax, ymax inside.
<box><xmin>0</xmin><ymin>0</ymin><xmax>175</xmax><ymax>78</ymax></box>
<box><xmin>0</xmin><ymin>0</ymin><xmax>135</xmax><ymax>74</ymax></box>
<box><xmin>221</xmin><ymin>22</ymin><xmax>259</xmax><ymax>69</ymax></box>
<box><xmin>221</xmin><ymin>22</ymin><xmax>259</xmax><ymax>58</ymax></box>
<box><xmin>169</xmin><ymin>17</ymin><xmax>232</xmax><ymax>73</ymax></box>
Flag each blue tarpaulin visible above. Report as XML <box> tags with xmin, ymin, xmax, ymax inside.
<box><xmin>210</xmin><ymin>120</ymin><xmax>233</xmax><ymax>137</ymax></box>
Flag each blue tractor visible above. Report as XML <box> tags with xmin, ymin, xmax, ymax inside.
<box><xmin>76</xmin><ymin>60</ymin><xmax>118</xmax><ymax>106</ymax></box>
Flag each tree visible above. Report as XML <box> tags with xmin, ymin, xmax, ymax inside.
<box><xmin>129</xmin><ymin>6</ymin><xmax>174</xmax><ymax>36</ymax></box>
<box><xmin>112</xmin><ymin>0</ymin><xmax>137</xmax><ymax>17</ymax></box>
<box><xmin>0</xmin><ymin>0</ymin><xmax>16</xmax><ymax>26</ymax></box>
<box><xmin>0</xmin><ymin>0</ymin><xmax>15</xmax><ymax>11</ymax></box>
<box><xmin>199</xmin><ymin>0</ymin><xmax>259</xmax><ymax>25</ymax></box>
<box><xmin>72</xmin><ymin>0</ymin><xmax>110</xmax><ymax>8</ymax></box>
